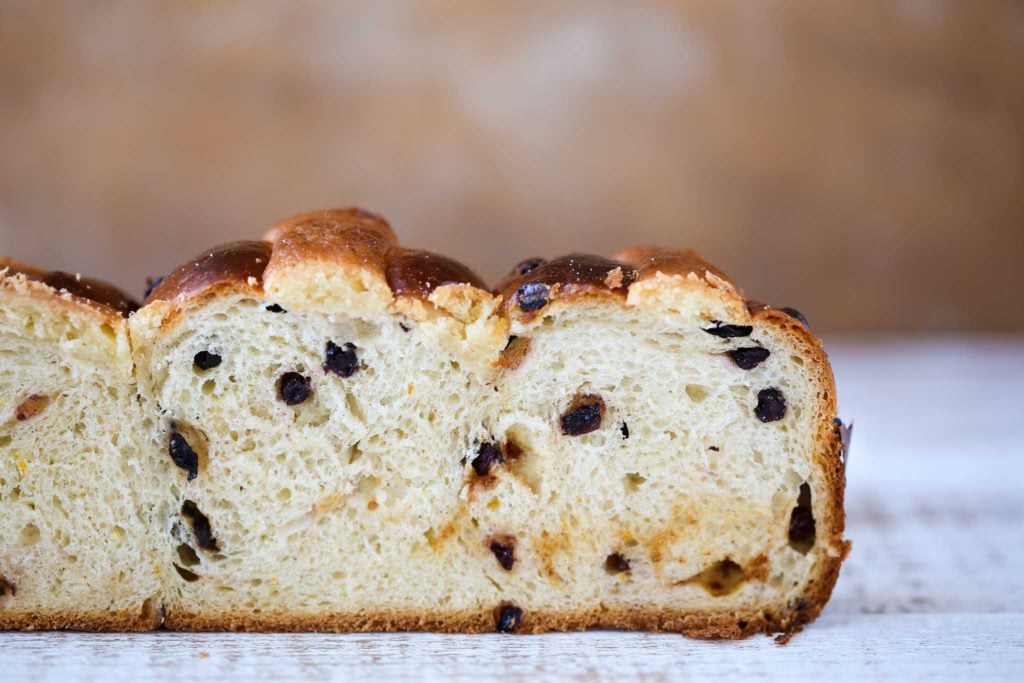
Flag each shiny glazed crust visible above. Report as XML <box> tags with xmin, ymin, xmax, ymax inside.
<box><xmin>146</xmin><ymin>209</ymin><xmax>488</xmax><ymax>308</ymax></box>
<box><xmin>0</xmin><ymin>257</ymin><xmax>139</xmax><ymax>319</ymax></box>
<box><xmin>2</xmin><ymin>209</ymin><xmax>849</xmax><ymax>638</ymax></box>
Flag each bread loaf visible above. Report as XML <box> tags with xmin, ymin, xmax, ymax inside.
<box><xmin>0</xmin><ymin>261</ymin><xmax>161</xmax><ymax>630</ymax></box>
<box><xmin>127</xmin><ymin>209</ymin><xmax>849</xmax><ymax>638</ymax></box>
<box><xmin>1</xmin><ymin>208</ymin><xmax>849</xmax><ymax>637</ymax></box>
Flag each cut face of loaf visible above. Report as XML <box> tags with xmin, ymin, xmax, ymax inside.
<box><xmin>130</xmin><ymin>212</ymin><xmax>511</xmax><ymax>629</ymax></box>
<box><xmin>486</xmin><ymin>252</ymin><xmax>849</xmax><ymax>636</ymax></box>
<box><xmin>131</xmin><ymin>210</ymin><xmax>848</xmax><ymax>638</ymax></box>
<box><xmin>0</xmin><ymin>262</ymin><xmax>161</xmax><ymax>630</ymax></box>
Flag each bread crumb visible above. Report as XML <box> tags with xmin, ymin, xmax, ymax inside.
<box><xmin>367</xmin><ymin>500</ymin><xmax>379</xmax><ymax>511</ymax></box>
<box><xmin>604</xmin><ymin>267</ymin><xmax>624</xmax><ymax>289</ymax></box>
<box><xmin>246</xmin><ymin>276</ymin><xmax>258</xmax><ymax>286</ymax></box>
<box><xmin>407</xmin><ymin>383</ymin><xmax>414</xmax><ymax>395</ymax></box>
<box><xmin>488</xmin><ymin>498</ymin><xmax>500</xmax><ymax>510</ymax></box>
<box><xmin>197</xmin><ymin>651</ymin><xmax>209</xmax><ymax>659</ymax></box>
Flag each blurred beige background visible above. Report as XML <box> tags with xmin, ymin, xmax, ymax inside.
<box><xmin>1</xmin><ymin>0</ymin><xmax>1022</xmax><ymax>331</ymax></box>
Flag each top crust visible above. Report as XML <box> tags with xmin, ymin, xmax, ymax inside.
<box><xmin>614</xmin><ymin>246</ymin><xmax>740</xmax><ymax>295</ymax></box>
<box><xmin>145</xmin><ymin>241</ymin><xmax>272</xmax><ymax>304</ymax></box>
<box><xmin>145</xmin><ymin>209</ymin><xmax>490</xmax><ymax>313</ymax></box>
<box><xmin>495</xmin><ymin>249</ymin><xmax>748</xmax><ymax>324</ymax></box>
<box><xmin>386</xmin><ymin>248</ymin><xmax>489</xmax><ymax>298</ymax></box>
<box><xmin>495</xmin><ymin>254</ymin><xmax>637</xmax><ymax>312</ymax></box>
<box><xmin>0</xmin><ymin>257</ymin><xmax>139</xmax><ymax>318</ymax></box>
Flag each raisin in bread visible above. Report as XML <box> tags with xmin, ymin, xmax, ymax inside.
<box><xmin>130</xmin><ymin>209</ymin><xmax>848</xmax><ymax>638</ymax></box>
<box><xmin>0</xmin><ymin>260</ymin><xmax>162</xmax><ymax>630</ymax></box>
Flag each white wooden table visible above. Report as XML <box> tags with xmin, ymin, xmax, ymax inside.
<box><xmin>4</xmin><ymin>337</ymin><xmax>1023</xmax><ymax>682</ymax></box>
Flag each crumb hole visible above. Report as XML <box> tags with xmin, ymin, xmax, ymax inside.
<box><xmin>690</xmin><ymin>559</ymin><xmax>747</xmax><ymax>596</ymax></box>
<box><xmin>19</xmin><ymin>523</ymin><xmax>40</xmax><ymax>546</ymax></box>
<box><xmin>788</xmin><ymin>482</ymin><xmax>816</xmax><ymax>553</ymax></box>
<box><xmin>685</xmin><ymin>384</ymin><xmax>710</xmax><ymax>403</ymax></box>
<box><xmin>624</xmin><ymin>473</ymin><xmax>646</xmax><ymax>492</ymax></box>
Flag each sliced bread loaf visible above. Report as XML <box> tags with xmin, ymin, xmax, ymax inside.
<box><xmin>0</xmin><ymin>260</ymin><xmax>161</xmax><ymax>630</ymax></box>
<box><xmin>483</xmin><ymin>249</ymin><xmax>849</xmax><ymax>637</ymax></box>
<box><xmin>129</xmin><ymin>209</ymin><xmax>848</xmax><ymax>638</ymax></box>
<box><xmin>130</xmin><ymin>210</ymin><xmax>510</xmax><ymax>630</ymax></box>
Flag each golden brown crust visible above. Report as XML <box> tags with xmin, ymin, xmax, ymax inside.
<box><xmin>262</xmin><ymin>208</ymin><xmax>396</xmax><ymax>287</ymax></box>
<box><xmin>0</xmin><ymin>610</ymin><xmax>159</xmax><ymax>632</ymax></box>
<box><xmin>144</xmin><ymin>241</ymin><xmax>272</xmax><ymax>304</ymax></box>
<box><xmin>164</xmin><ymin>602</ymin><xmax>818</xmax><ymax>639</ymax></box>
<box><xmin>747</xmin><ymin>305</ymin><xmax>851</xmax><ymax>641</ymax></box>
<box><xmin>143</xmin><ymin>209</ymin><xmax>487</xmax><ymax>313</ymax></box>
<box><xmin>0</xmin><ymin>257</ymin><xmax>138</xmax><ymax>316</ymax></box>
<box><xmin>386</xmin><ymin>248</ymin><xmax>488</xmax><ymax>298</ymax></box>
<box><xmin>263</xmin><ymin>207</ymin><xmax>396</xmax><ymax>245</ymax></box>
<box><xmin>495</xmin><ymin>254</ymin><xmax>636</xmax><ymax>318</ymax></box>
<box><xmin>615</xmin><ymin>246</ymin><xmax>740</xmax><ymax>294</ymax></box>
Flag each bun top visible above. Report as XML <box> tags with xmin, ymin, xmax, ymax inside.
<box><xmin>145</xmin><ymin>241</ymin><xmax>271</xmax><ymax>304</ymax></box>
<box><xmin>146</xmin><ymin>208</ymin><xmax>487</xmax><ymax>307</ymax></box>
<box><xmin>135</xmin><ymin>207</ymin><xmax>811</xmax><ymax>334</ymax></box>
<box><xmin>0</xmin><ymin>257</ymin><xmax>138</xmax><ymax>316</ymax></box>
<box><xmin>494</xmin><ymin>246</ymin><xmax>746</xmax><ymax>321</ymax></box>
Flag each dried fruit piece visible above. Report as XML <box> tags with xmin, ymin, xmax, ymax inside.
<box><xmin>788</xmin><ymin>483</ymin><xmax>816</xmax><ymax>553</ymax></box>
<box><xmin>471</xmin><ymin>442</ymin><xmax>503</xmax><ymax>477</ymax></box>
<box><xmin>489</xmin><ymin>538</ymin><xmax>516</xmax><ymax>571</ymax></box>
<box><xmin>620</xmin><ymin>422</ymin><xmax>629</xmax><ymax>439</ymax></box>
<box><xmin>729</xmin><ymin>347</ymin><xmax>770</xmax><ymax>370</ymax></box>
<box><xmin>754</xmin><ymin>388</ymin><xmax>786</xmax><ymax>423</ymax></box>
<box><xmin>605</xmin><ymin>553</ymin><xmax>631</xmax><ymax>574</ymax></box>
<box><xmin>703</xmin><ymin>321</ymin><xmax>753</xmax><ymax>338</ymax></box>
<box><xmin>15</xmin><ymin>394</ymin><xmax>50</xmax><ymax>421</ymax></box>
<box><xmin>498</xmin><ymin>335</ymin><xmax>531</xmax><ymax>370</ymax></box>
<box><xmin>516</xmin><ymin>282</ymin><xmax>550</xmax><ymax>312</ymax></box>
<box><xmin>323</xmin><ymin>341</ymin><xmax>359</xmax><ymax>378</ymax></box>
<box><xmin>193</xmin><ymin>351</ymin><xmax>222</xmax><ymax>370</ymax></box>
<box><xmin>780</xmin><ymin>307</ymin><xmax>809</xmax><ymax>327</ymax></box>
<box><xmin>496</xmin><ymin>603</ymin><xmax>523</xmax><ymax>633</ymax></box>
<box><xmin>265</xmin><ymin>304</ymin><xmax>286</xmax><ymax>313</ymax></box>
<box><xmin>176</xmin><ymin>543</ymin><xmax>201</xmax><ymax>567</ymax></box>
<box><xmin>173</xmin><ymin>564</ymin><xmax>200</xmax><ymax>582</ymax></box>
<box><xmin>181</xmin><ymin>500</ymin><xmax>220</xmax><ymax>551</ymax></box>
<box><xmin>560</xmin><ymin>394</ymin><xmax>606</xmax><ymax>436</ymax></box>
<box><xmin>143</xmin><ymin>276</ymin><xmax>164</xmax><ymax>300</ymax></box>
<box><xmin>168</xmin><ymin>432</ymin><xmax>199</xmax><ymax>480</ymax></box>
<box><xmin>278</xmin><ymin>372</ymin><xmax>312</xmax><ymax>405</ymax></box>
<box><xmin>511</xmin><ymin>258</ymin><xmax>544</xmax><ymax>276</ymax></box>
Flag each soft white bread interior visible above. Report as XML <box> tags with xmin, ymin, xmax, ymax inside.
<box><xmin>128</xmin><ymin>210</ymin><xmax>848</xmax><ymax>638</ymax></box>
<box><xmin>0</xmin><ymin>262</ymin><xmax>161</xmax><ymax>630</ymax></box>
<box><xmin>482</xmin><ymin>252</ymin><xmax>848</xmax><ymax>636</ymax></box>
<box><xmin>129</xmin><ymin>213</ymin><xmax>513</xmax><ymax>630</ymax></box>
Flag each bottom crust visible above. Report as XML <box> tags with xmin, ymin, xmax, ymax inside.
<box><xmin>0</xmin><ymin>610</ymin><xmax>160</xmax><ymax>632</ymax></box>
<box><xmin>165</xmin><ymin>604</ymin><xmax>797</xmax><ymax>640</ymax></box>
<box><xmin>164</xmin><ymin>552</ymin><xmax>843</xmax><ymax>640</ymax></box>
<box><xmin>0</xmin><ymin>539</ymin><xmax>846</xmax><ymax>640</ymax></box>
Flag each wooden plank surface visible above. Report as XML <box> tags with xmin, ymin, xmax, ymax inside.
<box><xmin>3</xmin><ymin>337</ymin><xmax>1023</xmax><ymax>682</ymax></box>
